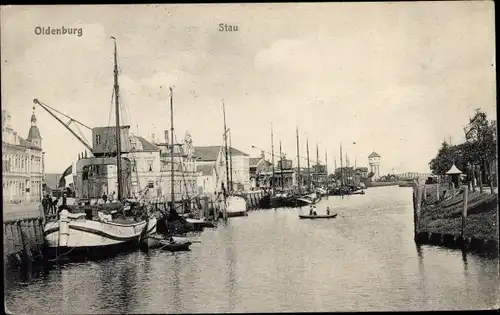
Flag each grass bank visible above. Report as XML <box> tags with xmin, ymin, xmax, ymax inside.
<box><xmin>419</xmin><ymin>190</ymin><xmax>498</xmax><ymax>241</ymax></box>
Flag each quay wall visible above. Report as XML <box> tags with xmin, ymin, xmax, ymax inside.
<box><xmin>3</xmin><ymin>216</ymin><xmax>50</xmax><ymax>268</ymax></box>
<box><xmin>412</xmin><ymin>184</ymin><xmax>498</xmax><ymax>256</ymax></box>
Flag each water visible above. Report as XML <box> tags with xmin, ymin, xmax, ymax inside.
<box><xmin>4</xmin><ymin>186</ymin><xmax>499</xmax><ymax>313</ymax></box>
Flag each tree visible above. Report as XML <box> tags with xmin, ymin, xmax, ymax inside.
<box><xmin>429</xmin><ymin>109</ymin><xmax>497</xmax><ymax>192</ymax></box>
<box><xmin>464</xmin><ymin>109</ymin><xmax>497</xmax><ymax>192</ymax></box>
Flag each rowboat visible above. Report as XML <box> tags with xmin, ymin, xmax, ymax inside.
<box><xmin>143</xmin><ymin>234</ymin><xmax>193</xmax><ymax>251</ymax></box>
<box><xmin>161</xmin><ymin>240</ymin><xmax>192</xmax><ymax>252</ymax></box>
<box><xmin>299</xmin><ymin>213</ymin><xmax>338</xmax><ymax>219</ymax></box>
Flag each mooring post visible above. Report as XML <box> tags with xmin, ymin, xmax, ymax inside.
<box><xmin>416</xmin><ymin>185</ymin><xmax>422</xmax><ymax>235</ymax></box>
<box><xmin>462</xmin><ymin>185</ymin><xmax>468</xmax><ymax>239</ymax></box>
<box><xmin>412</xmin><ymin>186</ymin><xmax>417</xmax><ymax>237</ymax></box>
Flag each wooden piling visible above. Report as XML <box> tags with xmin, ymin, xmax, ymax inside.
<box><xmin>415</xmin><ymin>185</ymin><xmax>422</xmax><ymax>234</ymax></box>
<box><xmin>462</xmin><ymin>185</ymin><xmax>468</xmax><ymax>239</ymax></box>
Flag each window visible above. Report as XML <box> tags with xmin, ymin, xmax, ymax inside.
<box><xmin>147</xmin><ymin>160</ymin><xmax>153</xmax><ymax>172</ymax></box>
<box><xmin>148</xmin><ymin>181</ymin><xmax>154</xmax><ymax>189</ymax></box>
<box><xmin>96</xmin><ymin>135</ymin><xmax>101</xmax><ymax>145</ymax></box>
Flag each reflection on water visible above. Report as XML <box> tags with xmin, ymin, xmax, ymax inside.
<box><xmin>4</xmin><ymin>187</ymin><xmax>500</xmax><ymax>313</ymax></box>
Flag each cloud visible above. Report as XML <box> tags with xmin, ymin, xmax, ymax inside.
<box><xmin>1</xmin><ymin>3</ymin><xmax>495</xmax><ymax>174</ymax></box>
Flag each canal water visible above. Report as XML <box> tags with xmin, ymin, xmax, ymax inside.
<box><xmin>4</xmin><ymin>186</ymin><xmax>499</xmax><ymax>313</ymax></box>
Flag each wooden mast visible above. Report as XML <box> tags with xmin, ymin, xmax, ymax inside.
<box><xmin>306</xmin><ymin>138</ymin><xmax>310</xmax><ymax>191</ymax></box>
<box><xmin>223</xmin><ymin>100</ymin><xmax>230</xmax><ymax>195</ymax></box>
<box><xmin>325</xmin><ymin>150</ymin><xmax>328</xmax><ymax>177</ymax></box>
<box><xmin>340</xmin><ymin>143</ymin><xmax>344</xmax><ymax>187</ymax></box>
<box><xmin>296</xmin><ymin>127</ymin><xmax>301</xmax><ymax>194</ymax></box>
<box><xmin>170</xmin><ymin>86</ymin><xmax>175</xmax><ymax>208</ymax></box>
<box><xmin>271</xmin><ymin>124</ymin><xmax>275</xmax><ymax>194</ymax></box>
<box><xmin>280</xmin><ymin>141</ymin><xmax>284</xmax><ymax>191</ymax></box>
<box><xmin>316</xmin><ymin>143</ymin><xmax>319</xmax><ymax>184</ymax></box>
<box><xmin>229</xmin><ymin>129</ymin><xmax>233</xmax><ymax>192</ymax></box>
<box><xmin>111</xmin><ymin>36</ymin><xmax>122</xmax><ymax>201</ymax></box>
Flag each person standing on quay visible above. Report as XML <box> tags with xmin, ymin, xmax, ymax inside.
<box><xmin>42</xmin><ymin>195</ymin><xmax>49</xmax><ymax>215</ymax></box>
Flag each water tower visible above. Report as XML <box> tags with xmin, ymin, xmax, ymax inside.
<box><xmin>368</xmin><ymin>151</ymin><xmax>381</xmax><ymax>179</ymax></box>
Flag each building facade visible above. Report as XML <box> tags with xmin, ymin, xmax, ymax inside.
<box><xmin>2</xmin><ymin>108</ymin><xmax>44</xmax><ymax>203</ymax></box>
<box><xmin>89</xmin><ymin>130</ymin><xmax>197</xmax><ymax>201</ymax></box>
<box><xmin>249</xmin><ymin>151</ymin><xmax>273</xmax><ymax>189</ymax></box>
<box><xmin>195</xmin><ymin>145</ymin><xmax>250</xmax><ymax>193</ymax></box>
<box><xmin>274</xmin><ymin>158</ymin><xmax>295</xmax><ymax>190</ymax></box>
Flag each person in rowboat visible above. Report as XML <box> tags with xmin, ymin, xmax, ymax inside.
<box><xmin>326</xmin><ymin>206</ymin><xmax>331</xmax><ymax>215</ymax></box>
<box><xmin>309</xmin><ymin>205</ymin><xmax>314</xmax><ymax>215</ymax></box>
<box><xmin>312</xmin><ymin>205</ymin><xmax>317</xmax><ymax>216</ymax></box>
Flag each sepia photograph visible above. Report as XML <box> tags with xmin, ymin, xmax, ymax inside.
<box><xmin>1</xmin><ymin>2</ymin><xmax>498</xmax><ymax>313</ymax></box>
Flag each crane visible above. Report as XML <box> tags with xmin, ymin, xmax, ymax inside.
<box><xmin>33</xmin><ymin>98</ymin><xmax>94</xmax><ymax>154</ymax></box>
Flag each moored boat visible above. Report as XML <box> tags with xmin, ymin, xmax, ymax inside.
<box><xmin>185</xmin><ymin>217</ymin><xmax>216</xmax><ymax>230</ymax></box>
<box><xmin>226</xmin><ymin>194</ymin><xmax>248</xmax><ymax>217</ymax></box>
<box><xmin>294</xmin><ymin>192</ymin><xmax>321</xmax><ymax>206</ymax></box>
<box><xmin>44</xmin><ymin>209</ymin><xmax>157</xmax><ymax>258</ymax></box>
<box><xmin>144</xmin><ymin>231</ymin><xmax>193</xmax><ymax>251</ymax></box>
<box><xmin>161</xmin><ymin>241</ymin><xmax>192</xmax><ymax>252</ymax></box>
<box><xmin>40</xmin><ymin>38</ymin><xmax>156</xmax><ymax>260</ymax></box>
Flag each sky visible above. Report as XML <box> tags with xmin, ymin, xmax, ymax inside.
<box><xmin>1</xmin><ymin>2</ymin><xmax>496</xmax><ymax>174</ymax></box>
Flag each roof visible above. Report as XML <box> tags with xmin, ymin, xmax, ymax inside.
<box><xmin>356</xmin><ymin>167</ymin><xmax>369</xmax><ymax>172</ymax></box>
<box><xmin>130</xmin><ymin>135</ymin><xmax>160</xmax><ymax>152</ymax></box>
<box><xmin>446</xmin><ymin>164</ymin><xmax>463</xmax><ymax>175</ymax></box>
<box><xmin>2</xmin><ymin>138</ymin><xmax>41</xmax><ymax>151</ymax></box>
<box><xmin>27</xmin><ymin>126</ymin><xmax>41</xmax><ymax>141</ymax></box>
<box><xmin>194</xmin><ymin>146</ymin><xmax>249</xmax><ymax>161</ymax></box>
<box><xmin>196</xmin><ymin>164</ymin><xmax>214</xmax><ymax>176</ymax></box>
<box><xmin>249</xmin><ymin>157</ymin><xmax>261</xmax><ymax>167</ymax></box>
<box><xmin>368</xmin><ymin>151</ymin><xmax>380</xmax><ymax>158</ymax></box>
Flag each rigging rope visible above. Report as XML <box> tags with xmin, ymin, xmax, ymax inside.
<box><xmin>74</xmin><ymin>124</ymin><xmax>90</xmax><ymax>149</ymax></box>
<box><xmin>173</xmin><ymin>133</ymin><xmax>195</xmax><ymax>201</ymax></box>
<box><xmin>103</xmin><ymin>86</ymin><xmax>115</xmax><ymax>156</ymax></box>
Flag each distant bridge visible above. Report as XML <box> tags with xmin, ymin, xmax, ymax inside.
<box><xmin>395</xmin><ymin>172</ymin><xmax>433</xmax><ymax>180</ymax></box>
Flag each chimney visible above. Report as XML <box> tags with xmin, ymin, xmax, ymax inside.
<box><xmin>164</xmin><ymin>130</ymin><xmax>169</xmax><ymax>144</ymax></box>
<box><xmin>260</xmin><ymin>150</ymin><xmax>265</xmax><ymax>160</ymax></box>
<box><xmin>151</xmin><ymin>133</ymin><xmax>156</xmax><ymax>144</ymax></box>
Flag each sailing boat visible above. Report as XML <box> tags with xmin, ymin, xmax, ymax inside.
<box><xmin>220</xmin><ymin>100</ymin><xmax>247</xmax><ymax>218</ymax></box>
<box><xmin>43</xmin><ymin>38</ymin><xmax>157</xmax><ymax>259</ymax></box>
<box><xmin>291</xmin><ymin>131</ymin><xmax>320</xmax><ymax>206</ymax></box>
<box><xmin>140</xmin><ymin>87</ymin><xmax>193</xmax><ymax>251</ymax></box>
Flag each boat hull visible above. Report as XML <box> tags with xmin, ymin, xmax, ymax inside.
<box><xmin>226</xmin><ymin>195</ymin><xmax>248</xmax><ymax>217</ymax></box>
<box><xmin>185</xmin><ymin>218</ymin><xmax>216</xmax><ymax>230</ymax></box>
<box><xmin>299</xmin><ymin>214</ymin><xmax>338</xmax><ymax>219</ymax></box>
<box><xmin>43</xmin><ymin>241</ymin><xmax>139</xmax><ymax>261</ymax></box>
<box><xmin>44</xmin><ymin>210</ymin><xmax>157</xmax><ymax>258</ymax></box>
<box><xmin>227</xmin><ymin>211</ymin><xmax>247</xmax><ymax>217</ymax></box>
<box><xmin>141</xmin><ymin>235</ymin><xmax>191</xmax><ymax>250</ymax></box>
<box><xmin>161</xmin><ymin>241</ymin><xmax>192</xmax><ymax>252</ymax></box>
